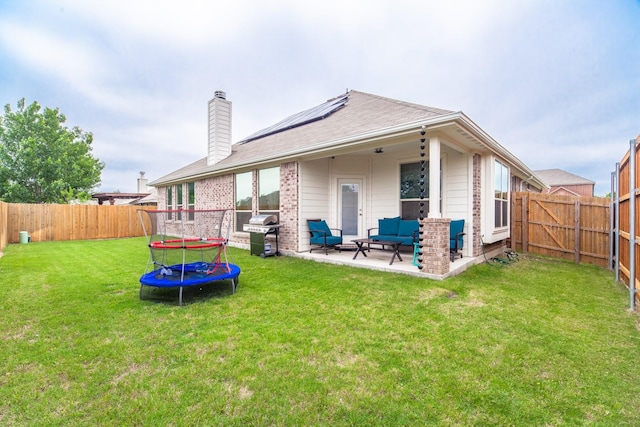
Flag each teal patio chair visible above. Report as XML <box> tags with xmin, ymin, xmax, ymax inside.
<box><xmin>307</xmin><ymin>219</ymin><xmax>343</xmax><ymax>255</ymax></box>
<box><xmin>450</xmin><ymin>219</ymin><xmax>465</xmax><ymax>262</ymax></box>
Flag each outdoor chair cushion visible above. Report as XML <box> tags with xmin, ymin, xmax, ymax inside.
<box><xmin>450</xmin><ymin>219</ymin><xmax>465</xmax><ymax>250</ymax></box>
<box><xmin>308</xmin><ymin>219</ymin><xmax>333</xmax><ymax>238</ymax></box>
<box><xmin>310</xmin><ymin>235</ymin><xmax>343</xmax><ymax>246</ymax></box>
<box><xmin>308</xmin><ymin>220</ymin><xmax>343</xmax><ymax>249</ymax></box>
<box><xmin>449</xmin><ymin>219</ymin><xmax>465</xmax><ymax>261</ymax></box>
<box><xmin>397</xmin><ymin>219</ymin><xmax>418</xmax><ymax>237</ymax></box>
<box><xmin>378</xmin><ymin>216</ymin><xmax>400</xmax><ymax>235</ymax></box>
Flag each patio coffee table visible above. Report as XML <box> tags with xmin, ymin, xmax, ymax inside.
<box><xmin>352</xmin><ymin>238</ymin><xmax>403</xmax><ymax>265</ymax></box>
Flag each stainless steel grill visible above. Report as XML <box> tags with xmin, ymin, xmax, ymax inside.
<box><xmin>243</xmin><ymin>215</ymin><xmax>281</xmax><ymax>257</ymax></box>
<box><xmin>242</xmin><ymin>214</ymin><xmax>282</xmax><ymax>233</ymax></box>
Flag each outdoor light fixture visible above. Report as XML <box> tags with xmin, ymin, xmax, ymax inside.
<box><xmin>374</xmin><ymin>147</ymin><xmax>384</xmax><ymax>154</ymax></box>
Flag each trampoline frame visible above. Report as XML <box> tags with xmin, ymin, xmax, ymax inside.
<box><xmin>137</xmin><ymin>209</ymin><xmax>241</xmax><ymax>306</ymax></box>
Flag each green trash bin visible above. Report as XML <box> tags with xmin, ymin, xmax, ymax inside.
<box><xmin>19</xmin><ymin>231</ymin><xmax>29</xmax><ymax>244</ymax></box>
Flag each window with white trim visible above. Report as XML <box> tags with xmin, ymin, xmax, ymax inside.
<box><xmin>494</xmin><ymin>160</ymin><xmax>509</xmax><ymax>228</ymax></box>
<box><xmin>400</xmin><ymin>162</ymin><xmax>428</xmax><ymax>219</ymax></box>
<box><xmin>187</xmin><ymin>181</ymin><xmax>195</xmax><ymax>221</ymax></box>
<box><xmin>258</xmin><ymin>166</ymin><xmax>280</xmax><ymax>221</ymax></box>
<box><xmin>166</xmin><ymin>186</ymin><xmax>173</xmax><ymax>220</ymax></box>
<box><xmin>176</xmin><ymin>184</ymin><xmax>183</xmax><ymax>220</ymax></box>
<box><xmin>235</xmin><ymin>172</ymin><xmax>252</xmax><ymax>232</ymax></box>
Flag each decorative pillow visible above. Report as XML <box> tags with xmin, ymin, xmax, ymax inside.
<box><xmin>308</xmin><ymin>220</ymin><xmax>332</xmax><ymax>237</ymax></box>
<box><xmin>378</xmin><ymin>216</ymin><xmax>400</xmax><ymax>235</ymax></box>
<box><xmin>398</xmin><ymin>220</ymin><xmax>418</xmax><ymax>237</ymax></box>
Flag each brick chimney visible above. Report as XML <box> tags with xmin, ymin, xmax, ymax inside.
<box><xmin>137</xmin><ymin>171</ymin><xmax>148</xmax><ymax>193</ymax></box>
<box><xmin>207</xmin><ymin>90</ymin><xmax>232</xmax><ymax>166</ymax></box>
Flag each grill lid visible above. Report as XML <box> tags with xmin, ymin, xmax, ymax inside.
<box><xmin>248</xmin><ymin>214</ymin><xmax>278</xmax><ymax>226</ymax></box>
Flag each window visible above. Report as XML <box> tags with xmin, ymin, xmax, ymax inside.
<box><xmin>235</xmin><ymin>172</ymin><xmax>252</xmax><ymax>232</ymax></box>
<box><xmin>176</xmin><ymin>184</ymin><xmax>183</xmax><ymax>220</ymax></box>
<box><xmin>259</xmin><ymin>167</ymin><xmax>280</xmax><ymax>221</ymax></box>
<box><xmin>494</xmin><ymin>160</ymin><xmax>509</xmax><ymax>228</ymax></box>
<box><xmin>166</xmin><ymin>186</ymin><xmax>173</xmax><ymax>220</ymax></box>
<box><xmin>187</xmin><ymin>182</ymin><xmax>195</xmax><ymax>221</ymax></box>
<box><xmin>400</xmin><ymin>161</ymin><xmax>428</xmax><ymax>219</ymax></box>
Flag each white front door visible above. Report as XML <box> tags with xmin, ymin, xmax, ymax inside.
<box><xmin>338</xmin><ymin>178</ymin><xmax>363</xmax><ymax>240</ymax></box>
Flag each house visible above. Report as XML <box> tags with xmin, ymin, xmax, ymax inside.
<box><xmin>92</xmin><ymin>172</ymin><xmax>157</xmax><ymax>206</ymax></box>
<box><xmin>534</xmin><ymin>169</ymin><xmax>595</xmax><ymax>197</ymax></box>
<box><xmin>150</xmin><ymin>90</ymin><xmax>546</xmax><ymax>277</ymax></box>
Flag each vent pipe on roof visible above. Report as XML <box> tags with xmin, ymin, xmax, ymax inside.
<box><xmin>208</xmin><ymin>90</ymin><xmax>232</xmax><ymax>166</ymax></box>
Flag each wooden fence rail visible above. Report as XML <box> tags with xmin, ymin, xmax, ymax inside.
<box><xmin>511</xmin><ymin>192</ymin><xmax>611</xmax><ymax>268</ymax></box>
<box><xmin>0</xmin><ymin>202</ymin><xmax>150</xmax><ymax>251</ymax></box>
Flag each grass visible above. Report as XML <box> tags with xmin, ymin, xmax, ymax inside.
<box><xmin>1</xmin><ymin>238</ymin><xmax>639</xmax><ymax>426</ymax></box>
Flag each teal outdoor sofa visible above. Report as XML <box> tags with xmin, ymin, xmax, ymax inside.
<box><xmin>369</xmin><ymin>217</ymin><xmax>466</xmax><ymax>262</ymax></box>
<box><xmin>367</xmin><ymin>217</ymin><xmax>419</xmax><ymax>247</ymax></box>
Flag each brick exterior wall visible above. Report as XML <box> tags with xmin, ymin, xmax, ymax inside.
<box><xmin>157</xmin><ymin>186</ymin><xmax>166</xmax><ymax>209</ymax></box>
<box><xmin>154</xmin><ymin>163</ymin><xmax>300</xmax><ymax>251</ymax></box>
<box><xmin>418</xmin><ymin>218</ymin><xmax>450</xmax><ymax>275</ymax></box>
<box><xmin>546</xmin><ymin>184</ymin><xmax>594</xmax><ymax>197</ymax></box>
<box><xmin>196</xmin><ymin>175</ymin><xmax>234</xmax><ymax>210</ymax></box>
<box><xmin>512</xmin><ymin>175</ymin><xmax>543</xmax><ymax>193</ymax></box>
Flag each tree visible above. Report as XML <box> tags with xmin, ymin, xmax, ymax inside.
<box><xmin>0</xmin><ymin>99</ymin><xmax>104</xmax><ymax>203</ymax></box>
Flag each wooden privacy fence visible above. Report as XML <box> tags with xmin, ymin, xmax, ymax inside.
<box><xmin>613</xmin><ymin>136</ymin><xmax>640</xmax><ymax>310</ymax></box>
<box><xmin>511</xmin><ymin>192</ymin><xmax>610</xmax><ymax>268</ymax></box>
<box><xmin>0</xmin><ymin>202</ymin><xmax>9</xmax><ymax>250</ymax></box>
<box><xmin>0</xmin><ymin>202</ymin><xmax>151</xmax><ymax>251</ymax></box>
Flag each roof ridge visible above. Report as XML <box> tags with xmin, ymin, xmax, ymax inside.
<box><xmin>349</xmin><ymin>90</ymin><xmax>455</xmax><ymax>115</ymax></box>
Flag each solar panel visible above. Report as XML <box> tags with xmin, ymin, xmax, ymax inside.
<box><xmin>239</xmin><ymin>93</ymin><xmax>349</xmax><ymax>143</ymax></box>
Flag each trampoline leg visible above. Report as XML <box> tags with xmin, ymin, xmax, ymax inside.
<box><xmin>179</xmin><ymin>286</ymin><xmax>183</xmax><ymax>306</ymax></box>
<box><xmin>139</xmin><ymin>284</ymin><xmax>145</xmax><ymax>301</ymax></box>
<box><xmin>231</xmin><ymin>279</ymin><xmax>236</xmax><ymax>294</ymax></box>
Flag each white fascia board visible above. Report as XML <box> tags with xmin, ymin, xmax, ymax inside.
<box><xmin>454</xmin><ymin>113</ymin><xmax>548</xmax><ymax>191</ymax></box>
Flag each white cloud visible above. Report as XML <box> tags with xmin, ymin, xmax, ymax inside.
<box><xmin>0</xmin><ymin>0</ymin><xmax>637</xmax><ymax>195</ymax></box>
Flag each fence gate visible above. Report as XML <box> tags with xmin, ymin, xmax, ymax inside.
<box><xmin>511</xmin><ymin>192</ymin><xmax>610</xmax><ymax>268</ymax></box>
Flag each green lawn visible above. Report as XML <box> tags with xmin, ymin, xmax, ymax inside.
<box><xmin>1</xmin><ymin>238</ymin><xmax>639</xmax><ymax>426</ymax></box>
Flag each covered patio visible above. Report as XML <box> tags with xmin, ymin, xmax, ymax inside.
<box><xmin>294</xmin><ymin>245</ymin><xmax>498</xmax><ymax>279</ymax></box>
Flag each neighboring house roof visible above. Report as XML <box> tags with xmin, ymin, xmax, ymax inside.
<box><xmin>534</xmin><ymin>169</ymin><xmax>595</xmax><ymax>186</ymax></box>
<box><xmin>131</xmin><ymin>188</ymin><xmax>158</xmax><ymax>205</ymax></box>
<box><xmin>92</xmin><ymin>192</ymin><xmax>150</xmax><ymax>205</ymax></box>
<box><xmin>150</xmin><ymin>90</ymin><xmax>545</xmax><ymax>190</ymax></box>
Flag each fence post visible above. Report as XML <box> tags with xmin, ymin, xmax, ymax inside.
<box><xmin>574</xmin><ymin>200</ymin><xmax>581</xmax><ymax>264</ymax></box>
<box><xmin>510</xmin><ymin>193</ymin><xmax>516</xmax><ymax>250</ymax></box>
<box><xmin>629</xmin><ymin>140</ymin><xmax>636</xmax><ymax>311</ymax></box>
<box><xmin>522</xmin><ymin>195</ymin><xmax>528</xmax><ymax>254</ymax></box>
<box><xmin>615</xmin><ymin>162</ymin><xmax>620</xmax><ymax>281</ymax></box>
<box><xmin>610</xmin><ymin>170</ymin><xmax>615</xmax><ymax>270</ymax></box>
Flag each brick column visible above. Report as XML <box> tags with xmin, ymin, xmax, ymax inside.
<box><xmin>419</xmin><ymin>218</ymin><xmax>450</xmax><ymax>275</ymax></box>
<box><xmin>278</xmin><ymin>162</ymin><xmax>299</xmax><ymax>252</ymax></box>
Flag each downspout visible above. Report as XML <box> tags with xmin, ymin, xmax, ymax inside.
<box><xmin>629</xmin><ymin>140</ymin><xmax>636</xmax><ymax>311</ymax></box>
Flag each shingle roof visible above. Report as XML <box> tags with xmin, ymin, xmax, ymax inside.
<box><xmin>214</xmin><ymin>90</ymin><xmax>454</xmax><ymax>168</ymax></box>
<box><xmin>150</xmin><ymin>90</ymin><xmax>455</xmax><ymax>186</ymax></box>
<box><xmin>534</xmin><ymin>169</ymin><xmax>595</xmax><ymax>186</ymax></box>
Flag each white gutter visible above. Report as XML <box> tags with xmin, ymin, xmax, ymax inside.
<box><xmin>453</xmin><ymin>113</ymin><xmax>547</xmax><ymax>190</ymax></box>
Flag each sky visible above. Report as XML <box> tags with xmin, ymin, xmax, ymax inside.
<box><xmin>0</xmin><ymin>0</ymin><xmax>638</xmax><ymax>197</ymax></box>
